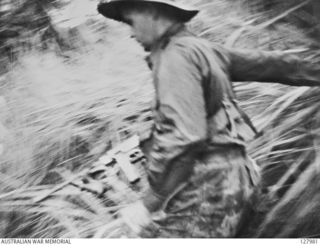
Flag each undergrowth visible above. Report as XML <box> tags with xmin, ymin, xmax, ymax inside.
<box><xmin>0</xmin><ymin>0</ymin><xmax>319</xmax><ymax>238</ymax></box>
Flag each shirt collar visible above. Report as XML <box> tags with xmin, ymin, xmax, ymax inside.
<box><xmin>146</xmin><ymin>24</ymin><xmax>191</xmax><ymax>69</ymax></box>
<box><xmin>152</xmin><ymin>24</ymin><xmax>187</xmax><ymax>51</ymax></box>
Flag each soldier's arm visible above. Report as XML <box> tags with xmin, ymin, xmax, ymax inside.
<box><xmin>216</xmin><ymin>45</ymin><xmax>320</xmax><ymax>86</ymax></box>
<box><xmin>142</xmin><ymin>42</ymin><xmax>208</xmax><ymax>212</ymax></box>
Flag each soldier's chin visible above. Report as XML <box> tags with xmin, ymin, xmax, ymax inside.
<box><xmin>138</xmin><ymin>42</ymin><xmax>151</xmax><ymax>52</ymax></box>
<box><xmin>144</xmin><ymin>46</ymin><xmax>151</xmax><ymax>52</ymax></box>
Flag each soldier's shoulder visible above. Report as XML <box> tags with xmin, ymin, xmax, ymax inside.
<box><xmin>169</xmin><ymin>34</ymin><xmax>227</xmax><ymax>57</ymax></box>
<box><xmin>163</xmin><ymin>35</ymin><xmax>213</xmax><ymax>61</ymax></box>
<box><xmin>170</xmin><ymin>34</ymin><xmax>211</xmax><ymax>50</ymax></box>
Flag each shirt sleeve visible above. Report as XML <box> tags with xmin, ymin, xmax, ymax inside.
<box><xmin>215</xmin><ymin>45</ymin><xmax>320</xmax><ymax>86</ymax></box>
<box><xmin>142</xmin><ymin>42</ymin><xmax>208</xmax><ymax>212</ymax></box>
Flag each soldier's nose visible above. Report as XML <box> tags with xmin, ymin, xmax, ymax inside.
<box><xmin>130</xmin><ymin>32</ymin><xmax>136</xmax><ymax>38</ymax></box>
<box><xmin>129</xmin><ymin>29</ymin><xmax>136</xmax><ymax>39</ymax></box>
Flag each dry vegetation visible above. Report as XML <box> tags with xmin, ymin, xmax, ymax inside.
<box><xmin>0</xmin><ymin>0</ymin><xmax>319</xmax><ymax>238</ymax></box>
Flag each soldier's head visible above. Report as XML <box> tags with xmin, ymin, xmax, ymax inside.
<box><xmin>98</xmin><ymin>0</ymin><xmax>199</xmax><ymax>50</ymax></box>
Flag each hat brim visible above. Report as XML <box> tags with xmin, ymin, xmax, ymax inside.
<box><xmin>97</xmin><ymin>0</ymin><xmax>199</xmax><ymax>23</ymax></box>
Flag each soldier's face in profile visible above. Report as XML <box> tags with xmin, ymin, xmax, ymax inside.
<box><xmin>122</xmin><ymin>9</ymin><xmax>158</xmax><ymax>51</ymax></box>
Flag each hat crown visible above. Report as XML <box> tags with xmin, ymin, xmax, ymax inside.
<box><xmin>100</xmin><ymin>0</ymin><xmax>195</xmax><ymax>11</ymax></box>
<box><xmin>98</xmin><ymin>0</ymin><xmax>199</xmax><ymax>22</ymax></box>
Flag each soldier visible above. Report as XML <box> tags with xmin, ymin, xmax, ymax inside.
<box><xmin>97</xmin><ymin>0</ymin><xmax>320</xmax><ymax>238</ymax></box>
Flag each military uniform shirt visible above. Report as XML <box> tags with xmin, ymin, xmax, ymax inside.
<box><xmin>142</xmin><ymin>25</ymin><xmax>320</xmax><ymax>212</ymax></box>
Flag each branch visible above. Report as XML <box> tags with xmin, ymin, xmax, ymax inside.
<box><xmin>225</xmin><ymin>0</ymin><xmax>312</xmax><ymax>48</ymax></box>
<box><xmin>254</xmin><ymin>0</ymin><xmax>312</xmax><ymax>30</ymax></box>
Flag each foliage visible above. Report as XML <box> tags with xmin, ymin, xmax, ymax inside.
<box><xmin>0</xmin><ymin>0</ymin><xmax>319</xmax><ymax>238</ymax></box>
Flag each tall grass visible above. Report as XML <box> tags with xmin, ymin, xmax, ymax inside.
<box><xmin>0</xmin><ymin>0</ymin><xmax>319</xmax><ymax>238</ymax></box>
<box><xmin>0</xmin><ymin>10</ymin><xmax>153</xmax><ymax>237</ymax></box>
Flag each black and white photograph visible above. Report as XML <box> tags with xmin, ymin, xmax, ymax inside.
<box><xmin>0</xmin><ymin>0</ymin><xmax>320</xmax><ymax>240</ymax></box>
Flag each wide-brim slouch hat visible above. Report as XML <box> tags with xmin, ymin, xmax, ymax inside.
<box><xmin>97</xmin><ymin>0</ymin><xmax>199</xmax><ymax>23</ymax></box>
